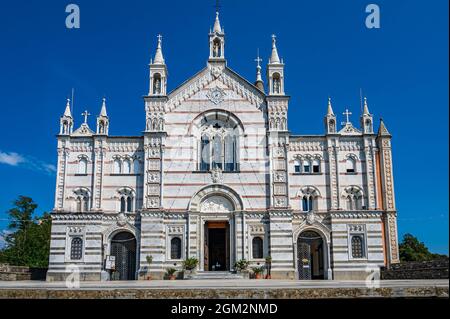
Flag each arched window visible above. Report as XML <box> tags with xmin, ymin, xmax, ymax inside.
<box><xmin>272</xmin><ymin>73</ymin><xmax>281</xmax><ymax>94</ymax></box>
<box><xmin>70</xmin><ymin>237</ymin><xmax>83</xmax><ymax>260</ymax></box>
<box><xmin>346</xmin><ymin>157</ymin><xmax>356</xmax><ymax>173</ymax></box>
<box><xmin>252</xmin><ymin>237</ymin><xmax>264</xmax><ymax>259</ymax></box>
<box><xmin>312</xmin><ymin>159</ymin><xmax>320</xmax><ymax>173</ymax></box>
<box><xmin>343</xmin><ymin>186</ymin><xmax>364</xmax><ymax>211</ymax></box>
<box><xmin>74</xmin><ymin>189</ymin><xmax>89</xmax><ymax>212</ymax></box>
<box><xmin>170</xmin><ymin>237</ymin><xmax>182</xmax><ymax>259</ymax></box>
<box><xmin>114</xmin><ymin>159</ymin><xmax>122</xmax><ymax>174</ymax></box>
<box><xmin>294</xmin><ymin>159</ymin><xmax>301</xmax><ymax>173</ymax></box>
<box><xmin>303</xmin><ymin>160</ymin><xmax>311</xmax><ymax>173</ymax></box>
<box><xmin>302</xmin><ymin>196</ymin><xmax>314</xmax><ymax>212</ymax></box>
<box><xmin>351</xmin><ymin>235</ymin><xmax>365</xmax><ymax>258</ymax></box>
<box><xmin>133</xmin><ymin>159</ymin><xmax>140</xmax><ymax>174</ymax></box>
<box><xmin>78</xmin><ymin>158</ymin><xmax>87</xmax><ymax>175</ymax></box>
<box><xmin>213</xmin><ymin>38</ymin><xmax>222</xmax><ymax>57</ymax></box>
<box><xmin>198</xmin><ymin>114</ymin><xmax>239</xmax><ymax>173</ymax></box>
<box><xmin>118</xmin><ymin>188</ymin><xmax>134</xmax><ymax>213</ymax></box>
<box><xmin>123</xmin><ymin>159</ymin><xmax>131</xmax><ymax>174</ymax></box>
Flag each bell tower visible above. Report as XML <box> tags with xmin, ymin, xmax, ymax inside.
<box><xmin>209</xmin><ymin>12</ymin><xmax>225</xmax><ymax>61</ymax></box>
<box><xmin>149</xmin><ymin>35</ymin><xmax>168</xmax><ymax>96</ymax></box>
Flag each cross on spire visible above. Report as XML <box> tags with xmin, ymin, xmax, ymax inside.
<box><xmin>255</xmin><ymin>49</ymin><xmax>262</xmax><ymax>67</ymax></box>
<box><xmin>81</xmin><ymin>110</ymin><xmax>91</xmax><ymax>124</ymax></box>
<box><xmin>157</xmin><ymin>34</ymin><xmax>163</xmax><ymax>43</ymax></box>
<box><xmin>343</xmin><ymin>109</ymin><xmax>352</xmax><ymax>124</ymax></box>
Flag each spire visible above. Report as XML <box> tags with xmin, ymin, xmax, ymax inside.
<box><xmin>213</xmin><ymin>11</ymin><xmax>222</xmax><ymax>33</ymax></box>
<box><xmin>270</xmin><ymin>34</ymin><xmax>281</xmax><ymax>64</ymax></box>
<box><xmin>327</xmin><ymin>97</ymin><xmax>335</xmax><ymax>115</ymax></box>
<box><xmin>100</xmin><ymin>97</ymin><xmax>108</xmax><ymax>117</ymax></box>
<box><xmin>254</xmin><ymin>50</ymin><xmax>264</xmax><ymax>91</ymax></box>
<box><xmin>363</xmin><ymin>97</ymin><xmax>370</xmax><ymax>115</ymax></box>
<box><xmin>378</xmin><ymin>118</ymin><xmax>391</xmax><ymax>137</ymax></box>
<box><xmin>153</xmin><ymin>34</ymin><xmax>165</xmax><ymax>65</ymax></box>
<box><xmin>64</xmin><ymin>98</ymin><xmax>72</xmax><ymax>117</ymax></box>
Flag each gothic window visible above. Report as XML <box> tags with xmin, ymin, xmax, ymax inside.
<box><xmin>170</xmin><ymin>237</ymin><xmax>182</xmax><ymax>260</ymax></box>
<box><xmin>312</xmin><ymin>159</ymin><xmax>320</xmax><ymax>173</ymax></box>
<box><xmin>123</xmin><ymin>159</ymin><xmax>131</xmax><ymax>174</ymax></box>
<box><xmin>62</xmin><ymin>121</ymin><xmax>69</xmax><ymax>134</ymax></box>
<box><xmin>199</xmin><ymin>120</ymin><xmax>239</xmax><ymax>172</ymax></box>
<box><xmin>294</xmin><ymin>159</ymin><xmax>301</xmax><ymax>173</ymax></box>
<box><xmin>153</xmin><ymin>73</ymin><xmax>162</xmax><ymax>95</ymax></box>
<box><xmin>252</xmin><ymin>237</ymin><xmax>264</xmax><ymax>259</ymax></box>
<box><xmin>329</xmin><ymin>119</ymin><xmax>335</xmax><ymax>133</ymax></box>
<box><xmin>272</xmin><ymin>73</ymin><xmax>281</xmax><ymax>94</ymax></box>
<box><xmin>118</xmin><ymin>188</ymin><xmax>134</xmax><ymax>212</ymax></box>
<box><xmin>346</xmin><ymin>157</ymin><xmax>356</xmax><ymax>173</ymax></box>
<box><xmin>365</xmin><ymin>119</ymin><xmax>372</xmax><ymax>133</ymax></box>
<box><xmin>99</xmin><ymin>121</ymin><xmax>105</xmax><ymax>134</ymax></box>
<box><xmin>113</xmin><ymin>159</ymin><xmax>122</xmax><ymax>174</ymax></box>
<box><xmin>343</xmin><ymin>186</ymin><xmax>363</xmax><ymax>211</ymax></box>
<box><xmin>74</xmin><ymin>189</ymin><xmax>89</xmax><ymax>212</ymax></box>
<box><xmin>78</xmin><ymin>157</ymin><xmax>88</xmax><ymax>175</ymax></box>
<box><xmin>70</xmin><ymin>237</ymin><xmax>83</xmax><ymax>260</ymax></box>
<box><xmin>300</xmin><ymin>186</ymin><xmax>320</xmax><ymax>211</ymax></box>
<box><xmin>303</xmin><ymin>160</ymin><xmax>311</xmax><ymax>173</ymax></box>
<box><xmin>351</xmin><ymin>235</ymin><xmax>365</xmax><ymax>258</ymax></box>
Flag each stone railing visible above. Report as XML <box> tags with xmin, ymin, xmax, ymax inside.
<box><xmin>381</xmin><ymin>259</ymin><xmax>449</xmax><ymax>280</ymax></box>
<box><xmin>0</xmin><ymin>264</ymin><xmax>47</xmax><ymax>281</ymax></box>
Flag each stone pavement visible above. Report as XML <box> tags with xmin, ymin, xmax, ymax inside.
<box><xmin>0</xmin><ymin>279</ymin><xmax>448</xmax><ymax>298</ymax></box>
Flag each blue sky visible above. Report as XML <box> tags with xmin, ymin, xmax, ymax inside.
<box><xmin>0</xmin><ymin>0</ymin><xmax>448</xmax><ymax>253</ymax></box>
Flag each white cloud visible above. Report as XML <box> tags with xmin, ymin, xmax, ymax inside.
<box><xmin>0</xmin><ymin>152</ymin><xmax>25</xmax><ymax>166</ymax></box>
<box><xmin>0</xmin><ymin>230</ymin><xmax>11</xmax><ymax>249</ymax></box>
<box><xmin>0</xmin><ymin>150</ymin><xmax>56</xmax><ymax>175</ymax></box>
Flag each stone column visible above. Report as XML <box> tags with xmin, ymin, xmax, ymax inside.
<box><xmin>268</xmin><ymin>211</ymin><xmax>295</xmax><ymax>279</ymax></box>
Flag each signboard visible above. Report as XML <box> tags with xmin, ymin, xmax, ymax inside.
<box><xmin>105</xmin><ymin>255</ymin><xmax>116</xmax><ymax>270</ymax></box>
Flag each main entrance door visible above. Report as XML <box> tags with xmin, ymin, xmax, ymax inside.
<box><xmin>297</xmin><ymin>231</ymin><xmax>325</xmax><ymax>280</ymax></box>
<box><xmin>204</xmin><ymin>221</ymin><xmax>229</xmax><ymax>271</ymax></box>
<box><xmin>110</xmin><ymin>232</ymin><xmax>137</xmax><ymax>280</ymax></box>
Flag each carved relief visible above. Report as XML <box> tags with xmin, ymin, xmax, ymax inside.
<box><xmin>200</xmin><ymin>196</ymin><xmax>233</xmax><ymax>213</ymax></box>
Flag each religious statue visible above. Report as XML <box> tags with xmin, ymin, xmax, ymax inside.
<box><xmin>213</xmin><ymin>41</ymin><xmax>221</xmax><ymax>58</ymax></box>
<box><xmin>153</xmin><ymin>78</ymin><xmax>161</xmax><ymax>94</ymax></box>
<box><xmin>273</xmin><ymin>78</ymin><xmax>281</xmax><ymax>94</ymax></box>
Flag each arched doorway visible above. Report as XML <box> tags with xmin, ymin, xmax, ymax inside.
<box><xmin>297</xmin><ymin>231</ymin><xmax>325</xmax><ymax>280</ymax></box>
<box><xmin>110</xmin><ymin>232</ymin><xmax>137</xmax><ymax>280</ymax></box>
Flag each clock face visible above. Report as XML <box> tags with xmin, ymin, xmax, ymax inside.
<box><xmin>207</xmin><ymin>87</ymin><xmax>225</xmax><ymax>105</ymax></box>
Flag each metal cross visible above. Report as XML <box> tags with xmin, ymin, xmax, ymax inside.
<box><xmin>81</xmin><ymin>110</ymin><xmax>90</xmax><ymax>124</ymax></box>
<box><xmin>343</xmin><ymin>109</ymin><xmax>352</xmax><ymax>123</ymax></box>
<box><xmin>215</xmin><ymin>0</ymin><xmax>221</xmax><ymax>13</ymax></box>
<box><xmin>255</xmin><ymin>49</ymin><xmax>262</xmax><ymax>67</ymax></box>
<box><xmin>157</xmin><ymin>34</ymin><xmax>163</xmax><ymax>43</ymax></box>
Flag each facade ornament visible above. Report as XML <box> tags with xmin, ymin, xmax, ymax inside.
<box><xmin>117</xmin><ymin>213</ymin><xmax>128</xmax><ymax>227</ymax></box>
<box><xmin>207</xmin><ymin>87</ymin><xmax>226</xmax><ymax>104</ymax></box>
<box><xmin>306</xmin><ymin>211</ymin><xmax>315</xmax><ymax>225</ymax></box>
<box><xmin>210</xmin><ymin>166</ymin><xmax>223</xmax><ymax>184</ymax></box>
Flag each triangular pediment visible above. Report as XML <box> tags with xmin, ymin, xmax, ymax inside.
<box><xmin>72</xmin><ymin>123</ymin><xmax>95</xmax><ymax>137</ymax></box>
<box><xmin>166</xmin><ymin>66</ymin><xmax>266</xmax><ymax>112</ymax></box>
<box><xmin>339</xmin><ymin>123</ymin><xmax>362</xmax><ymax>136</ymax></box>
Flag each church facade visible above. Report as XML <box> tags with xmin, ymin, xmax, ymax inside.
<box><xmin>47</xmin><ymin>13</ymin><xmax>400</xmax><ymax>281</ymax></box>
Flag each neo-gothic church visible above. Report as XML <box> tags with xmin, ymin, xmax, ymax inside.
<box><xmin>47</xmin><ymin>12</ymin><xmax>399</xmax><ymax>281</ymax></box>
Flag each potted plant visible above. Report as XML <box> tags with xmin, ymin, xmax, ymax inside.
<box><xmin>166</xmin><ymin>268</ymin><xmax>177</xmax><ymax>280</ymax></box>
<box><xmin>252</xmin><ymin>266</ymin><xmax>265</xmax><ymax>279</ymax></box>
<box><xmin>182</xmin><ymin>257</ymin><xmax>199</xmax><ymax>279</ymax></box>
<box><xmin>265</xmin><ymin>256</ymin><xmax>272</xmax><ymax>279</ymax></box>
<box><xmin>234</xmin><ymin>259</ymin><xmax>250</xmax><ymax>279</ymax></box>
<box><xmin>145</xmin><ymin>255</ymin><xmax>153</xmax><ymax>280</ymax></box>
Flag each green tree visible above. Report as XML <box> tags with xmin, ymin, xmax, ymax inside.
<box><xmin>399</xmin><ymin>233</ymin><xmax>447</xmax><ymax>262</ymax></box>
<box><xmin>0</xmin><ymin>196</ymin><xmax>51</xmax><ymax>268</ymax></box>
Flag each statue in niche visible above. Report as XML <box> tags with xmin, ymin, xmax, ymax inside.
<box><xmin>273</xmin><ymin>77</ymin><xmax>281</xmax><ymax>94</ymax></box>
<box><xmin>153</xmin><ymin>77</ymin><xmax>161</xmax><ymax>94</ymax></box>
<box><xmin>213</xmin><ymin>40</ymin><xmax>221</xmax><ymax>57</ymax></box>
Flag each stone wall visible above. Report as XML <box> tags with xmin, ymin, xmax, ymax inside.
<box><xmin>0</xmin><ymin>264</ymin><xmax>47</xmax><ymax>281</ymax></box>
<box><xmin>381</xmin><ymin>259</ymin><xmax>449</xmax><ymax>280</ymax></box>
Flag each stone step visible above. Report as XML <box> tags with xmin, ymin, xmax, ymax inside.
<box><xmin>189</xmin><ymin>271</ymin><xmax>244</xmax><ymax>280</ymax></box>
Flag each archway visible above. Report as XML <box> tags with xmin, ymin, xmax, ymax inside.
<box><xmin>110</xmin><ymin>232</ymin><xmax>137</xmax><ymax>280</ymax></box>
<box><xmin>297</xmin><ymin>231</ymin><xmax>325</xmax><ymax>280</ymax></box>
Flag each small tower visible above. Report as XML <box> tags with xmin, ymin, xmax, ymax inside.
<box><xmin>209</xmin><ymin>12</ymin><xmax>225</xmax><ymax>61</ymax></box>
<box><xmin>267</xmin><ymin>35</ymin><xmax>285</xmax><ymax>96</ymax></box>
<box><xmin>60</xmin><ymin>98</ymin><xmax>74</xmax><ymax>135</ymax></box>
<box><xmin>324</xmin><ymin>97</ymin><xmax>337</xmax><ymax>134</ymax></box>
<box><xmin>96</xmin><ymin>98</ymin><xmax>109</xmax><ymax>135</ymax></box>
<box><xmin>254</xmin><ymin>50</ymin><xmax>264</xmax><ymax>92</ymax></box>
<box><xmin>361</xmin><ymin>97</ymin><xmax>374</xmax><ymax>134</ymax></box>
<box><xmin>149</xmin><ymin>34</ymin><xmax>168</xmax><ymax>96</ymax></box>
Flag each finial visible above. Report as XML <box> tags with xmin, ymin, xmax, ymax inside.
<box><xmin>213</xmin><ymin>10</ymin><xmax>222</xmax><ymax>33</ymax></box>
<box><xmin>153</xmin><ymin>34</ymin><xmax>165</xmax><ymax>64</ymax></box>
<box><xmin>100</xmin><ymin>97</ymin><xmax>108</xmax><ymax>117</ymax></box>
<box><xmin>255</xmin><ymin>49</ymin><xmax>263</xmax><ymax>84</ymax></box>
<box><xmin>363</xmin><ymin>96</ymin><xmax>370</xmax><ymax>115</ymax></box>
<box><xmin>63</xmin><ymin>98</ymin><xmax>72</xmax><ymax>117</ymax></box>
<box><xmin>270</xmin><ymin>34</ymin><xmax>281</xmax><ymax>64</ymax></box>
<box><xmin>343</xmin><ymin>109</ymin><xmax>352</xmax><ymax>124</ymax></box>
<box><xmin>327</xmin><ymin>97</ymin><xmax>335</xmax><ymax>116</ymax></box>
<box><xmin>81</xmin><ymin>110</ymin><xmax>91</xmax><ymax>124</ymax></box>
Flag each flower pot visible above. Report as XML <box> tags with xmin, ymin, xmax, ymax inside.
<box><xmin>169</xmin><ymin>275</ymin><xmax>176</xmax><ymax>280</ymax></box>
<box><xmin>255</xmin><ymin>273</ymin><xmax>262</xmax><ymax>279</ymax></box>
